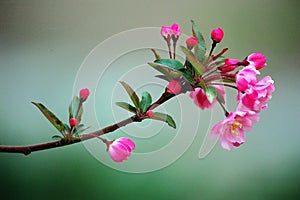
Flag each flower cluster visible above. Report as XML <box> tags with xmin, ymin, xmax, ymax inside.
<box><xmin>156</xmin><ymin>22</ymin><xmax>275</xmax><ymax>151</ymax></box>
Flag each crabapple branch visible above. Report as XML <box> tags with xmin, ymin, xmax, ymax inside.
<box><xmin>0</xmin><ymin>91</ymin><xmax>178</xmax><ymax>155</ymax></box>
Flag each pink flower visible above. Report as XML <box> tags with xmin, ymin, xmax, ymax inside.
<box><xmin>245</xmin><ymin>53</ymin><xmax>267</xmax><ymax>70</ymax></box>
<box><xmin>236</xmin><ymin>66</ymin><xmax>260</xmax><ymax>92</ymax></box>
<box><xmin>211</xmin><ymin>110</ymin><xmax>259</xmax><ymax>150</ymax></box>
<box><xmin>190</xmin><ymin>85</ymin><xmax>225</xmax><ymax>110</ymax></box>
<box><xmin>79</xmin><ymin>88</ymin><xmax>90</xmax><ymax>101</ymax></box>
<box><xmin>241</xmin><ymin>76</ymin><xmax>275</xmax><ymax>112</ymax></box>
<box><xmin>146</xmin><ymin>110</ymin><xmax>154</xmax><ymax>118</ymax></box>
<box><xmin>167</xmin><ymin>80</ymin><xmax>182</xmax><ymax>95</ymax></box>
<box><xmin>186</xmin><ymin>36</ymin><xmax>199</xmax><ymax>50</ymax></box>
<box><xmin>160</xmin><ymin>26</ymin><xmax>173</xmax><ymax>38</ymax></box>
<box><xmin>69</xmin><ymin>118</ymin><xmax>78</xmax><ymax>127</ymax></box>
<box><xmin>160</xmin><ymin>23</ymin><xmax>181</xmax><ymax>38</ymax></box>
<box><xmin>171</xmin><ymin>23</ymin><xmax>181</xmax><ymax>36</ymax></box>
<box><xmin>211</xmin><ymin>27</ymin><xmax>224</xmax><ymax>43</ymax></box>
<box><xmin>219</xmin><ymin>58</ymin><xmax>239</xmax><ymax>73</ymax></box>
<box><xmin>108</xmin><ymin>137</ymin><xmax>135</xmax><ymax>163</ymax></box>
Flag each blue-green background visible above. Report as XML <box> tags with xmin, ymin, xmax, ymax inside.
<box><xmin>0</xmin><ymin>0</ymin><xmax>299</xmax><ymax>199</ymax></box>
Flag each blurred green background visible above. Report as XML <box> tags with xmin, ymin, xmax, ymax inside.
<box><xmin>0</xmin><ymin>0</ymin><xmax>299</xmax><ymax>199</ymax></box>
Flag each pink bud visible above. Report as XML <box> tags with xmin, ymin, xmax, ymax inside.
<box><xmin>160</xmin><ymin>25</ymin><xmax>172</xmax><ymax>38</ymax></box>
<box><xmin>171</xmin><ymin>23</ymin><xmax>181</xmax><ymax>36</ymax></box>
<box><xmin>186</xmin><ymin>36</ymin><xmax>199</xmax><ymax>50</ymax></box>
<box><xmin>219</xmin><ymin>58</ymin><xmax>239</xmax><ymax>73</ymax></box>
<box><xmin>108</xmin><ymin>137</ymin><xmax>135</xmax><ymax>163</ymax></box>
<box><xmin>211</xmin><ymin>27</ymin><xmax>224</xmax><ymax>43</ymax></box>
<box><xmin>79</xmin><ymin>88</ymin><xmax>90</xmax><ymax>100</ymax></box>
<box><xmin>167</xmin><ymin>80</ymin><xmax>182</xmax><ymax>95</ymax></box>
<box><xmin>246</xmin><ymin>52</ymin><xmax>267</xmax><ymax>70</ymax></box>
<box><xmin>146</xmin><ymin>110</ymin><xmax>154</xmax><ymax>118</ymax></box>
<box><xmin>69</xmin><ymin>118</ymin><xmax>78</xmax><ymax>127</ymax></box>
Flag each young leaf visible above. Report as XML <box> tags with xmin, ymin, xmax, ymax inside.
<box><xmin>153</xmin><ymin>112</ymin><xmax>176</xmax><ymax>129</ymax></box>
<box><xmin>148</xmin><ymin>62</ymin><xmax>181</xmax><ymax>79</ymax></box>
<box><xmin>52</xmin><ymin>135</ymin><xmax>63</xmax><ymax>140</ymax></box>
<box><xmin>115</xmin><ymin>102</ymin><xmax>137</xmax><ymax>114</ymax></box>
<box><xmin>155</xmin><ymin>75</ymin><xmax>171</xmax><ymax>82</ymax></box>
<box><xmin>120</xmin><ymin>81</ymin><xmax>140</xmax><ymax>108</ymax></box>
<box><xmin>154</xmin><ymin>59</ymin><xmax>184</xmax><ymax>70</ymax></box>
<box><xmin>64</xmin><ymin>123</ymin><xmax>71</xmax><ymax>133</ymax></box>
<box><xmin>151</xmin><ymin>48</ymin><xmax>161</xmax><ymax>60</ymax></box>
<box><xmin>191</xmin><ymin>20</ymin><xmax>206</xmax><ymax>63</ymax></box>
<box><xmin>140</xmin><ymin>92</ymin><xmax>152</xmax><ymax>113</ymax></box>
<box><xmin>180</xmin><ymin>46</ymin><xmax>205</xmax><ymax>76</ymax></box>
<box><xmin>32</xmin><ymin>102</ymin><xmax>66</xmax><ymax>134</ymax></box>
<box><xmin>73</xmin><ymin>124</ymin><xmax>90</xmax><ymax>137</ymax></box>
<box><xmin>69</xmin><ymin>96</ymin><xmax>83</xmax><ymax>123</ymax></box>
<box><xmin>205</xmin><ymin>86</ymin><xmax>218</xmax><ymax>103</ymax></box>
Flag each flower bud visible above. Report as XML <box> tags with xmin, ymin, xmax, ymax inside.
<box><xmin>219</xmin><ymin>58</ymin><xmax>239</xmax><ymax>73</ymax></box>
<box><xmin>211</xmin><ymin>27</ymin><xmax>224</xmax><ymax>43</ymax></box>
<box><xmin>171</xmin><ymin>23</ymin><xmax>181</xmax><ymax>37</ymax></box>
<box><xmin>186</xmin><ymin>36</ymin><xmax>198</xmax><ymax>50</ymax></box>
<box><xmin>108</xmin><ymin>137</ymin><xmax>135</xmax><ymax>163</ymax></box>
<box><xmin>79</xmin><ymin>88</ymin><xmax>90</xmax><ymax>101</ymax></box>
<box><xmin>146</xmin><ymin>110</ymin><xmax>154</xmax><ymax>118</ymax></box>
<box><xmin>166</xmin><ymin>80</ymin><xmax>182</xmax><ymax>95</ymax></box>
<box><xmin>160</xmin><ymin>26</ymin><xmax>172</xmax><ymax>38</ymax></box>
<box><xmin>69</xmin><ymin>118</ymin><xmax>78</xmax><ymax>127</ymax></box>
<box><xmin>245</xmin><ymin>52</ymin><xmax>267</xmax><ymax>70</ymax></box>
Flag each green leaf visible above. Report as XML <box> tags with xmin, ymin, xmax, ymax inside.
<box><xmin>115</xmin><ymin>102</ymin><xmax>137</xmax><ymax>114</ymax></box>
<box><xmin>155</xmin><ymin>59</ymin><xmax>184</xmax><ymax>70</ymax></box>
<box><xmin>180</xmin><ymin>46</ymin><xmax>205</xmax><ymax>76</ymax></box>
<box><xmin>191</xmin><ymin>20</ymin><xmax>206</xmax><ymax>63</ymax></box>
<box><xmin>148</xmin><ymin>62</ymin><xmax>181</xmax><ymax>79</ymax></box>
<box><xmin>199</xmin><ymin>79</ymin><xmax>207</xmax><ymax>91</ymax></box>
<box><xmin>52</xmin><ymin>135</ymin><xmax>63</xmax><ymax>140</ymax></box>
<box><xmin>69</xmin><ymin>96</ymin><xmax>83</xmax><ymax>123</ymax></box>
<box><xmin>205</xmin><ymin>86</ymin><xmax>218</xmax><ymax>103</ymax></box>
<box><xmin>64</xmin><ymin>123</ymin><xmax>71</xmax><ymax>133</ymax></box>
<box><xmin>140</xmin><ymin>92</ymin><xmax>152</xmax><ymax>113</ymax></box>
<box><xmin>32</xmin><ymin>102</ymin><xmax>66</xmax><ymax>134</ymax></box>
<box><xmin>149</xmin><ymin>61</ymin><xmax>193</xmax><ymax>84</ymax></box>
<box><xmin>155</xmin><ymin>75</ymin><xmax>171</xmax><ymax>82</ymax></box>
<box><xmin>120</xmin><ymin>81</ymin><xmax>140</xmax><ymax>108</ymax></box>
<box><xmin>73</xmin><ymin>124</ymin><xmax>90</xmax><ymax>137</ymax></box>
<box><xmin>178</xmin><ymin>68</ymin><xmax>194</xmax><ymax>84</ymax></box>
<box><xmin>153</xmin><ymin>112</ymin><xmax>176</xmax><ymax>129</ymax></box>
<box><xmin>216</xmin><ymin>89</ymin><xmax>225</xmax><ymax>104</ymax></box>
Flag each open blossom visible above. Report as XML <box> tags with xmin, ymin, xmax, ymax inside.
<box><xmin>244</xmin><ymin>53</ymin><xmax>267</xmax><ymax>70</ymax></box>
<box><xmin>211</xmin><ymin>27</ymin><xmax>224</xmax><ymax>43</ymax></box>
<box><xmin>190</xmin><ymin>85</ymin><xmax>225</xmax><ymax>110</ymax></box>
<box><xmin>236</xmin><ymin>65</ymin><xmax>260</xmax><ymax>92</ymax></box>
<box><xmin>167</xmin><ymin>80</ymin><xmax>182</xmax><ymax>95</ymax></box>
<box><xmin>107</xmin><ymin>137</ymin><xmax>135</xmax><ymax>163</ymax></box>
<box><xmin>211</xmin><ymin>110</ymin><xmax>259</xmax><ymax>150</ymax></box>
<box><xmin>241</xmin><ymin>76</ymin><xmax>275</xmax><ymax>112</ymax></box>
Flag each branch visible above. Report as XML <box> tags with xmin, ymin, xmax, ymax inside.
<box><xmin>0</xmin><ymin>91</ymin><xmax>176</xmax><ymax>155</ymax></box>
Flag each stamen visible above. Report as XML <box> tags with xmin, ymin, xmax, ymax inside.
<box><xmin>230</xmin><ymin>121</ymin><xmax>242</xmax><ymax>136</ymax></box>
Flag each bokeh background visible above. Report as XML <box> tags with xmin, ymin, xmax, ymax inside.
<box><xmin>1</xmin><ymin>0</ymin><xmax>299</xmax><ymax>199</ymax></box>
